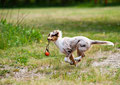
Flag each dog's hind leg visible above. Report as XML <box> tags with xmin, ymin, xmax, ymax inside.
<box><xmin>77</xmin><ymin>49</ymin><xmax>85</xmax><ymax>58</ymax></box>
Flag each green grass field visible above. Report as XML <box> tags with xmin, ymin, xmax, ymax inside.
<box><xmin>0</xmin><ymin>6</ymin><xmax>120</xmax><ymax>85</ymax></box>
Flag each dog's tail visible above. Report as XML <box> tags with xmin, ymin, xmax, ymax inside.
<box><xmin>91</xmin><ymin>40</ymin><xmax>114</xmax><ymax>46</ymax></box>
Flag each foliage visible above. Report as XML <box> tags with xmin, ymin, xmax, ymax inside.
<box><xmin>0</xmin><ymin>19</ymin><xmax>42</xmax><ymax>49</ymax></box>
<box><xmin>0</xmin><ymin>70</ymin><xmax>10</xmax><ymax>76</ymax></box>
<box><xmin>0</xmin><ymin>0</ymin><xmax>120</xmax><ymax>7</ymax></box>
<box><xmin>16</xmin><ymin>57</ymin><xmax>28</xmax><ymax>65</ymax></box>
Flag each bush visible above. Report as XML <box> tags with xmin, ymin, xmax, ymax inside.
<box><xmin>0</xmin><ymin>19</ymin><xmax>42</xmax><ymax>49</ymax></box>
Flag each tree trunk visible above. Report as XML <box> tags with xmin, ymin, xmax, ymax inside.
<box><xmin>95</xmin><ymin>0</ymin><xmax>98</xmax><ymax>4</ymax></box>
<box><xmin>105</xmin><ymin>0</ymin><xmax>107</xmax><ymax>5</ymax></box>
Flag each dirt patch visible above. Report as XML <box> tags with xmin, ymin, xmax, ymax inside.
<box><xmin>0</xmin><ymin>65</ymin><xmax>52</xmax><ymax>81</ymax></box>
<box><xmin>92</xmin><ymin>51</ymin><xmax>120</xmax><ymax>68</ymax></box>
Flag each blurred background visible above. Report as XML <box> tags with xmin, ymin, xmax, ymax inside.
<box><xmin>0</xmin><ymin>0</ymin><xmax>120</xmax><ymax>8</ymax></box>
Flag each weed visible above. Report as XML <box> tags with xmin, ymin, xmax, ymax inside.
<box><xmin>0</xmin><ymin>70</ymin><xmax>10</xmax><ymax>77</ymax></box>
<box><xmin>114</xmin><ymin>69</ymin><xmax>120</xmax><ymax>80</ymax></box>
<box><xmin>0</xmin><ymin>19</ymin><xmax>42</xmax><ymax>49</ymax></box>
<box><xmin>15</xmin><ymin>57</ymin><xmax>28</xmax><ymax>65</ymax></box>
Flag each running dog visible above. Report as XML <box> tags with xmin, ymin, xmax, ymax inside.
<box><xmin>47</xmin><ymin>30</ymin><xmax>114</xmax><ymax>66</ymax></box>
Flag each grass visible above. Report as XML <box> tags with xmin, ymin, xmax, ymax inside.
<box><xmin>0</xmin><ymin>19</ymin><xmax>42</xmax><ymax>49</ymax></box>
<box><xmin>0</xmin><ymin>6</ymin><xmax>120</xmax><ymax>85</ymax></box>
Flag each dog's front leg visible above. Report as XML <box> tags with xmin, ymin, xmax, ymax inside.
<box><xmin>64</xmin><ymin>54</ymin><xmax>76</xmax><ymax>66</ymax></box>
<box><xmin>68</xmin><ymin>54</ymin><xmax>76</xmax><ymax>66</ymax></box>
<box><xmin>64</xmin><ymin>57</ymin><xmax>71</xmax><ymax>63</ymax></box>
<box><xmin>64</xmin><ymin>48</ymin><xmax>76</xmax><ymax>66</ymax></box>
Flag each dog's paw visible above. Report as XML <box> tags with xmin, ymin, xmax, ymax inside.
<box><xmin>70</xmin><ymin>62</ymin><xmax>78</xmax><ymax>67</ymax></box>
<box><xmin>64</xmin><ymin>57</ymin><xmax>71</xmax><ymax>63</ymax></box>
<box><xmin>70</xmin><ymin>61</ymin><xmax>74</xmax><ymax>65</ymax></box>
<box><xmin>74</xmin><ymin>56</ymin><xmax>82</xmax><ymax>62</ymax></box>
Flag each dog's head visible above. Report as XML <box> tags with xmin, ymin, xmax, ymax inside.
<box><xmin>47</xmin><ymin>30</ymin><xmax>62</xmax><ymax>41</ymax></box>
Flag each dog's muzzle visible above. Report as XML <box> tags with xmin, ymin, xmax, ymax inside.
<box><xmin>47</xmin><ymin>37</ymin><xmax>52</xmax><ymax>41</ymax></box>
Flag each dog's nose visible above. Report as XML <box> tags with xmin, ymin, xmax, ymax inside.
<box><xmin>47</xmin><ymin>38</ymin><xmax>50</xmax><ymax>40</ymax></box>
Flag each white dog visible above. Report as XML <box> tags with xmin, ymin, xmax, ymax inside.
<box><xmin>47</xmin><ymin>30</ymin><xmax>114</xmax><ymax>66</ymax></box>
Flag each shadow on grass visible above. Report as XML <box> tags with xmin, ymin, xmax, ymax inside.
<box><xmin>39</xmin><ymin>18</ymin><xmax>120</xmax><ymax>33</ymax></box>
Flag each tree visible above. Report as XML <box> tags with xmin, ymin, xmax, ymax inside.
<box><xmin>105</xmin><ymin>0</ymin><xmax>107</xmax><ymax>5</ymax></box>
<box><xmin>94</xmin><ymin>0</ymin><xmax>98</xmax><ymax>4</ymax></box>
<box><xmin>0</xmin><ymin>0</ymin><xmax>7</xmax><ymax>7</ymax></box>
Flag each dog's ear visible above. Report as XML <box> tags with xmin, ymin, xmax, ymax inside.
<box><xmin>55</xmin><ymin>30</ymin><xmax>62</xmax><ymax>37</ymax></box>
<box><xmin>52</xmin><ymin>30</ymin><xmax>58</xmax><ymax>36</ymax></box>
<box><xmin>56</xmin><ymin>32</ymin><xmax>59</xmax><ymax>36</ymax></box>
<box><xmin>53</xmin><ymin>32</ymin><xmax>58</xmax><ymax>36</ymax></box>
<box><xmin>55</xmin><ymin>30</ymin><xmax>60</xmax><ymax>35</ymax></box>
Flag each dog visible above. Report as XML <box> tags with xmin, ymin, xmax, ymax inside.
<box><xmin>47</xmin><ymin>30</ymin><xmax>114</xmax><ymax>66</ymax></box>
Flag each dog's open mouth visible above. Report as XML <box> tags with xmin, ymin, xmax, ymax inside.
<box><xmin>47</xmin><ymin>38</ymin><xmax>53</xmax><ymax>41</ymax></box>
<box><xmin>47</xmin><ymin>37</ymin><xmax>54</xmax><ymax>41</ymax></box>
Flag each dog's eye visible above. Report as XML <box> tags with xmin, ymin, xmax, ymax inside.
<box><xmin>48</xmin><ymin>34</ymin><xmax>50</xmax><ymax>36</ymax></box>
<box><xmin>52</xmin><ymin>34</ymin><xmax>57</xmax><ymax>36</ymax></box>
<box><xmin>51</xmin><ymin>35</ymin><xmax>55</xmax><ymax>37</ymax></box>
